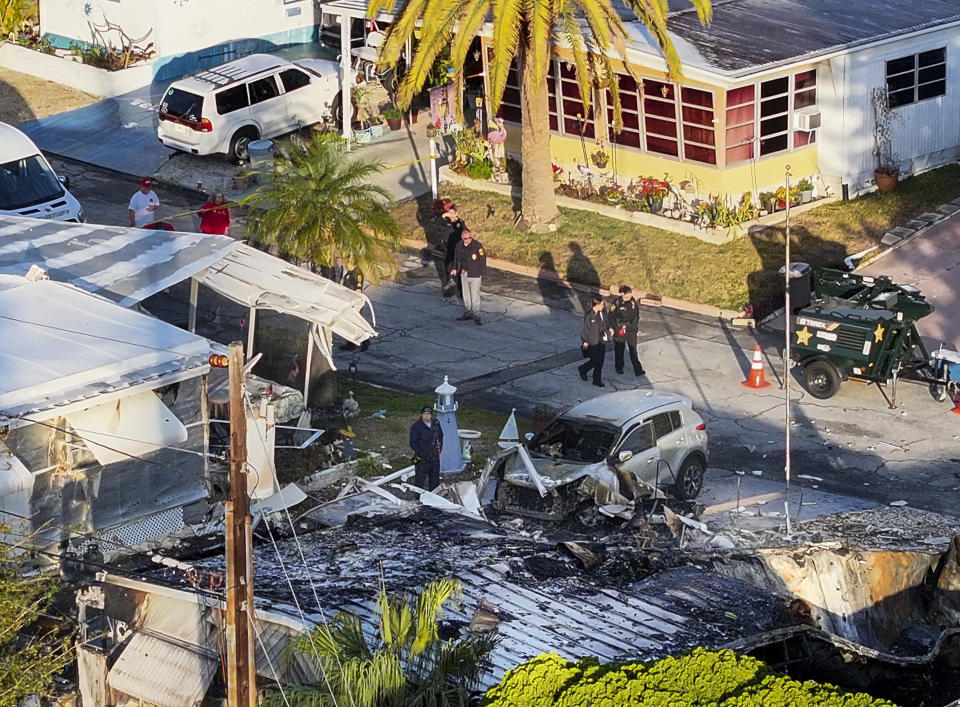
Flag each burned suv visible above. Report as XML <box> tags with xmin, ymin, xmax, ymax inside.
<box><xmin>488</xmin><ymin>391</ymin><xmax>708</xmax><ymax>520</ymax></box>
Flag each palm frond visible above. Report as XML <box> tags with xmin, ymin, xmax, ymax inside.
<box><xmin>486</xmin><ymin>0</ymin><xmax>525</xmax><ymax>114</ymax></box>
<box><xmin>557</xmin><ymin>10</ymin><xmax>593</xmax><ymax>112</ymax></box>
<box><xmin>525</xmin><ymin>0</ymin><xmax>555</xmax><ymax>93</ymax></box>
<box><xmin>410</xmin><ymin>579</ymin><xmax>460</xmax><ymax>659</ymax></box>
<box><xmin>376</xmin><ymin>0</ymin><xmax>425</xmax><ymax>70</ymax></box>
<box><xmin>620</xmin><ymin>0</ymin><xmax>711</xmax><ymax>79</ymax></box>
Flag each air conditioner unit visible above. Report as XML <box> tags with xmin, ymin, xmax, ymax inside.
<box><xmin>794</xmin><ymin>108</ymin><xmax>821</xmax><ymax>131</ymax></box>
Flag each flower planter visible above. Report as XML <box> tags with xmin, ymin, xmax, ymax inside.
<box><xmin>369</xmin><ymin>123</ymin><xmax>384</xmax><ymax>139</ymax></box>
<box><xmin>800</xmin><ymin>190</ymin><xmax>813</xmax><ymax>204</ymax></box>
<box><xmin>647</xmin><ymin>198</ymin><xmax>663</xmax><ymax>214</ymax></box>
<box><xmin>387</xmin><ymin>117</ymin><xmax>402</xmax><ymax>131</ymax></box>
<box><xmin>354</xmin><ymin>128</ymin><xmax>373</xmax><ymax>144</ymax></box>
<box><xmin>875</xmin><ymin>170</ymin><xmax>899</xmax><ymax>192</ymax></box>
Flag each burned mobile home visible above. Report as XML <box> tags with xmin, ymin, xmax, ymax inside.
<box><xmin>0</xmin><ymin>215</ymin><xmax>376</xmax><ymax>561</ymax></box>
<box><xmin>0</xmin><ymin>276</ymin><xmax>217</xmax><ymax>561</ymax></box>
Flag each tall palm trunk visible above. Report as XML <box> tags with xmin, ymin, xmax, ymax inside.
<box><xmin>519</xmin><ymin>48</ymin><xmax>559</xmax><ymax>229</ymax></box>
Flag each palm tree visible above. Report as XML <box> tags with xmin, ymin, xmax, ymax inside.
<box><xmin>262</xmin><ymin>578</ymin><xmax>498</xmax><ymax>707</ymax></box>
<box><xmin>243</xmin><ymin>134</ymin><xmax>402</xmax><ymax>283</ymax></box>
<box><xmin>370</xmin><ymin>0</ymin><xmax>711</xmax><ymax>230</ymax></box>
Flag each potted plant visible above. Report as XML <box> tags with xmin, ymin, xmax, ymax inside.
<box><xmin>591</xmin><ymin>147</ymin><xmax>609</xmax><ymax>169</ymax></box>
<box><xmin>383</xmin><ymin>107</ymin><xmax>403</xmax><ymax>131</ymax></box>
<box><xmin>796</xmin><ymin>178</ymin><xmax>815</xmax><ymax>204</ymax></box>
<box><xmin>641</xmin><ymin>177</ymin><xmax>669</xmax><ymax>214</ymax></box>
<box><xmin>368</xmin><ymin>114</ymin><xmax>384</xmax><ymax>139</ymax></box>
<box><xmin>872</xmin><ymin>86</ymin><xmax>899</xmax><ymax>191</ymax></box>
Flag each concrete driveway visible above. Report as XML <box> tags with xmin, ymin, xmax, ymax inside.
<box><xmin>861</xmin><ymin>215</ymin><xmax>960</xmax><ymax>350</ymax></box>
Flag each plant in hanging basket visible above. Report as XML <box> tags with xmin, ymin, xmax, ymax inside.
<box><xmin>590</xmin><ymin>147</ymin><xmax>609</xmax><ymax>169</ymax></box>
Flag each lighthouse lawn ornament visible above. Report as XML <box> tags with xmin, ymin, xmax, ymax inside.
<box><xmin>435</xmin><ymin>376</ymin><xmax>464</xmax><ymax>474</ymax></box>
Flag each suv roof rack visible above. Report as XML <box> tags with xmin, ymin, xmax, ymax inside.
<box><xmin>191</xmin><ymin>60</ymin><xmax>283</xmax><ymax>88</ymax></box>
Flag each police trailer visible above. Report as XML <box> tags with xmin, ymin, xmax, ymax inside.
<box><xmin>791</xmin><ymin>268</ymin><xmax>958</xmax><ymax>408</ymax></box>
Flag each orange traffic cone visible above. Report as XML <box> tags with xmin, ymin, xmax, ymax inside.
<box><xmin>742</xmin><ymin>345</ymin><xmax>771</xmax><ymax>389</ymax></box>
<box><xmin>952</xmin><ymin>395</ymin><xmax>960</xmax><ymax>414</ymax></box>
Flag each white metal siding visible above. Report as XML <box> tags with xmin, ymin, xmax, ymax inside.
<box><xmin>828</xmin><ymin>26</ymin><xmax>960</xmax><ymax>191</ymax></box>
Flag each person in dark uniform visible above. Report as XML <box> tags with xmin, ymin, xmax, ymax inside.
<box><xmin>441</xmin><ymin>206</ymin><xmax>465</xmax><ymax>297</ymax></box>
<box><xmin>609</xmin><ymin>285</ymin><xmax>645</xmax><ymax>376</ymax></box>
<box><xmin>577</xmin><ymin>295</ymin><xmax>610</xmax><ymax>387</ymax></box>
<box><xmin>409</xmin><ymin>405</ymin><xmax>443</xmax><ymax>491</ymax></box>
<box><xmin>450</xmin><ymin>228</ymin><xmax>487</xmax><ymax>325</ymax></box>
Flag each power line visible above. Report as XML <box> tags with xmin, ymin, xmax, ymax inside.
<box><xmin>0</xmin><ymin>312</ymin><xmax>207</xmax><ymax>360</ymax></box>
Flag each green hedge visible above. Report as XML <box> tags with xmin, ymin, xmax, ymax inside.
<box><xmin>481</xmin><ymin>649</ymin><xmax>897</xmax><ymax>707</ymax></box>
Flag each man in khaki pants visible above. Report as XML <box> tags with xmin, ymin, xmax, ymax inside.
<box><xmin>450</xmin><ymin>228</ymin><xmax>487</xmax><ymax>325</ymax></box>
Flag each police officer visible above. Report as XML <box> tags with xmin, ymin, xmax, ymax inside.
<box><xmin>610</xmin><ymin>285</ymin><xmax>645</xmax><ymax>377</ymax></box>
<box><xmin>450</xmin><ymin>228</ymin><xmax>487</xmax><ymax>325</ymax></box>
<box><xmin>409</xmin><ymin>405</ymin><xmax>443</xmax><ymax>491</ymax></box>
<box><xmin>577</xmin><ymin>295</ymin><xmax>610</xmax><ymax>387</ymax></box>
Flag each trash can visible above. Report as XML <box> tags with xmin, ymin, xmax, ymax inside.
<box><xmin>779</xmin><ymin>262</ymin><xmax>812</xmax><ymax>313</ymax></box>
<box><xmin>247</xmin><ymin>139</ymin><xmax>274</xmax><ymax>167</ymax></box>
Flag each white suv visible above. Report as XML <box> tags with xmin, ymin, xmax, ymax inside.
<box><xmin>157</xmin><ymin>54</ymin><xmax>342</xmax><ymax>162</ymax></box>
<box><xmin>492</xmin><ymin>390</ymin><xmax>709</xmax><ymax>520</ymax></box>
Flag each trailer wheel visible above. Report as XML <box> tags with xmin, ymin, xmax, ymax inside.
<box><xmin>931</xmin><ymin>382</ymin><xmax>948</xmax><ymax>403</ymax></box>
<box><xmin>803</xmin><ymin>360</ymin><xmax>841</xmax><ymax>399</ymax></box>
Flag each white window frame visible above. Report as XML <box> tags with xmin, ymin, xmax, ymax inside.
<box><xmin>725</xmin><ymin>69</ymin><xmax>818</xmax><ymax>165</ymax></box>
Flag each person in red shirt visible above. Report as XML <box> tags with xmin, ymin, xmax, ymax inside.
<box><xmin>198</xmin><ymin>191</ymin><xmax>231</xmax><ymax>235</ymax></box>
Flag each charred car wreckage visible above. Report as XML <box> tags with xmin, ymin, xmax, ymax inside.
<box><xmin>483</xmin><ymin>391</ymin><xmax>708</xmax><ymax>521</ymax></box>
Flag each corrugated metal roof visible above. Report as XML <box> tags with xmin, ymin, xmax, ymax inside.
<box><xmin>0</xmin><ymin>278</ymin><xmax>210</xmax><ymax>419</ymax></box>
<box><xmin>628</xmin><ymin>0</ymin><xmax>960</xmax><ymax>76</ymax></box>
<box><xmin>0</xmin><ymin>215</ymin><xmax>238</xmax><ymax>307</ymax></box>
<box><xmin>201</xmin><ymin>243</ymin><xmax>376</xmax><ymax>345</ymax></box>
<box><xmin>108</xmin><ymin>631</ymin><xmax>218</xmax><ymax>707</ymax></box>
<box><xmin>335</xmin><ymin>563</ymin><xmax>801</xmax><ymax>690</ymax></box>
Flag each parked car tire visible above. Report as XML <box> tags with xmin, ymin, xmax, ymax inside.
<box><xmin>674</xmin><ymin>456</ymin><xmax>704</xmax><ymax>500</ymax></box>
<box><xmin>802</xmin><ymin>360</ymin><xmax>841</xmax><ymax>399</ymax></box>
<box><xmin>229</xmin><ymin>128</ymin><xmax>258</xmax><ymax>164</ymax></box>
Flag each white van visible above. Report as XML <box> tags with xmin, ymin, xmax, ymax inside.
<box><xmin>157</xmin><ymin>54</ymin><xmax>342</xmax><ymax>163</ymax></box>
<box><xmin>0</xmin><ymin>123</ymin><xmax>84</xmax><ymax>222</ymax></box>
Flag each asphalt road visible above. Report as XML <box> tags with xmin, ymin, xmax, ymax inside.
<box><xmin>53</xmin><ymin>157</ymin><xmax>960</xmax><ymax>520</ymax></box>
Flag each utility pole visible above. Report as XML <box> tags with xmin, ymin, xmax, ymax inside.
<box><xmin>224</xmin><ymin>341</ymin><xmax>257</xmax><ymax>706</ymax></box>
<box><xmin>783</xmin><ymin>167</ymin><xmax>793</xmax><ymax>535</ymax></box>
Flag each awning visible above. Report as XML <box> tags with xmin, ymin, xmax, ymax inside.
<box><xmin>108</xmin><ymin>631</ymin><xmax>218</xmax><ymax>707</ymax></box>
<box><xmin>65</xmin><ymin>391</ymin><xmax>188</xmax><ymax>466</ymax></box>
<box><xmin>201</xmin><ymin>243</ymin><xmax>376</xmax><ymax>344</ymax></box>
<box><xmin>0</xmin><ymin>215</ymin><xmax>238</xmax><ymax>306</ymax></box>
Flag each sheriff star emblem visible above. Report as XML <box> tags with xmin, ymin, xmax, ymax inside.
<box><xmin>796</xmin><ymin>326</ymin><xmax>813</xmax><ymax>345</ymax></box>
<box><xmin>873</xmin><ymin>324</ymin><xmax>884</xmax><ymax>342</ymax></box>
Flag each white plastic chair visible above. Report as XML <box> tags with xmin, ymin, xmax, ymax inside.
<box><xmin>351</xmin><ymin>30</ymin><xmax>385</xmax><ymax>81</ymax></box>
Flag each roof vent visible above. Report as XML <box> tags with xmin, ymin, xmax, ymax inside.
<box><xmin>25</xmin><ymin>265</ymin><xmax>49</xmax><ymax>281</ymax></box>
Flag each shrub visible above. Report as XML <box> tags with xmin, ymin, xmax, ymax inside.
<box><xmin>465</xmin><ymin>158</ymin><xmax>494</xmax><ymax>181</ymax></box>
<box><xmin>382</xmin><ymin>107</ymin><xmax>403</xmax><ymax>120</ymax></box>
<box><xmin>482</xmin><ymin>649</ymin><xmax>897</xmax><ymax>707</ymax></box>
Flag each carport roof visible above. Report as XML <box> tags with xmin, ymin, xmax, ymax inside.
<box><xmin>0</xmin><ymin>215</ymin><xmax>237</xmax><ymax>306</ymax></box>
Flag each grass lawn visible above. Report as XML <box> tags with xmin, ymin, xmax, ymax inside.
<box><xmin>336</xmin><ymin>377</ymin><xmax>529</xmax><ymax>470</ymax></box>
<box><xmin>391</xmin><ymin>165</ymin><xmax>960</xmax><ymax>314</ymax></box>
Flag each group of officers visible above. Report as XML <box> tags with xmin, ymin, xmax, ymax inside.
<box><xmin>577</xmin><ymin>285</ymin><xmax>646</xmax><ymax>387</ymax></box>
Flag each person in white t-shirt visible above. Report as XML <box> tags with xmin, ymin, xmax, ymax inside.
<box><xmin>128</xmin><ymin>178</ymin><xmax>160</xmax><ymax>227</ymax></box>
